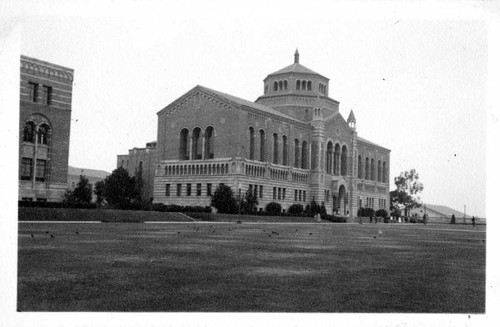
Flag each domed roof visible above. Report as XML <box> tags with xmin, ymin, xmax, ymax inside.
<box><xmin>268</xmin><ymin>49</ymin><xmax>325</xmax><ymax>78</ymax></box>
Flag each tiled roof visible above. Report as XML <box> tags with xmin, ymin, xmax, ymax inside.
<box><xmin>270</xmin><ymin>63</ymin><xmax>320</xmax><ymax>76</ymax></box>
<box><xmin>357</xmin><ymin>136</ymin><xmax>390</xmax><ymax>151</ymax></box>
<box><xmin>197</xmin><ymin>85</ymin><xmax>306</xmax><ymax>124</ymax></box>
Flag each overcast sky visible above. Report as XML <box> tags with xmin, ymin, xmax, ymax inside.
<box><xmin>10</xmin><ymin>0</ymin><xmax>499</xmax><ymax>217</ymax></box>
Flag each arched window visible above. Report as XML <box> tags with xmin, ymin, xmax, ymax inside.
<box><xmin>301</xmin><ymin>80</ymin><xmax>306</xmax><ymax>90</ymax></box>
<box><xmin>333</xmin><ymin>144</ymin><xmax>341</xmax><ymax>175</ymax></box>
<box><xmin>179</xmin><ymin>128</ymin><xmax>189</xmax><ymax>160</ymax></box>
<box><xmin>377</xmin><ymin>160</ymin><xmax>382</xmax><ymax>182</ymax></box>
<box><xmin>301</xmin><ymin>141</ymin><xmax>308</xmax><ymax>169</ymax></box>
<box><xmin>326</xmin><ymin>141</ymin><xmax>333</xmax><ymax>174</ymax></box>
<box><xmin>259</xmin><ymin>129</ymin><xmax>266</xmax><ymax>162</ymax></box>
<box><xmin>358</xmin><ymin>155</ymin><xmax>363</xmax><ymax>178</ymax></box>
<box><xmin>284</xmin><ymin>80</ymin><xmax>288</xmax><ymax>90</ymax></box>
<box><xmin>38</xmin><ymin>123</ymin><xmax>50</xmax><ymax>145</ymax></box>
<box><xmin>365</xmin><ymin>157</ymin><xmax>370</xmax><ymax>180</ymax></box>
<box><xmin>307</xmin><ymin>81</ymin><xmax>312</xmax><ymax>90</ymax></box>
<box><xmin>383</xmin><ymin>161</ymin><xmax>387</xmax><ymax>183</ymax></box>
<box><xmin>249</xmin><ymin>127</ymin><xmax>255</xmax><ymax>160</ymax></box>
<box><xmin>273</xmin><ymin>81</ymin><xmax>278</xmax><ymax>91</ymax></box>
<box><xmin>296</xmin><ymin>80</ymin><xmax>300</xmax><ymax>90</ymax></box>
<box><xmin>341</xmin><ymin>145</ymin><xmax>348</xmax><ymax>175</ymax></box>
<box><xmin>294</xmin><ymin>138</ymin><xmax>300</xmax><ymax>168</ymax></box>
<box><xmin>273</xmin><ymin>133</ymin><xmax>279</xmax><ymax>164</ymax></box>
<box><xmin>282</xmin><ymin>135</ymin><xmax>288</xmax><ymax>166</ymax></box>
<box><xmin>192</xmin><ymin>127</ymin><xmax>202</xmax><ymax>160</ymax></box>
<box><xmin>278</xmin><ymin>81</ymin><xmax>283</xmax><ymax>91</ymax></box>
<box><xmin>371</xmin><ymin>158</ymin><xmax>375</xmax><ymax>181</ymax></box>
<box><xmin>205</xmin><ymin>126</ymin><xmax>214</xmax><ymax>159</ymax></box>
<box><xmin>23</xmin><ymin>121</ymin><xmax>36</xmax><ymax>143</ymax></box>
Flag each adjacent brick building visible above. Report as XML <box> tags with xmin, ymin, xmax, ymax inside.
<box><xmin>150</xmin><ymin>50</ymin><xmax>391</xmax><ymax>220</ymax></box>
<box><xmin>117</xmin><ymin>141</ymin><xmax>157</xmax><ymax>202</ymax></box>
<box><xmin>19</xmin><ymin>55</ymin><xmax>74</xmax><ymax>202</ymax></box>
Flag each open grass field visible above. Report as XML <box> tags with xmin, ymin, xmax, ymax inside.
<box><xmin>18</xmin><ymin>221</ymin><xmax>486</xmax><ymax>312</ymax></box>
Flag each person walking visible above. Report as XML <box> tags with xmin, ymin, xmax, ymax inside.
<box><xmin>472</xmin><ymin>216</ymin><xmax>476</xmax><ymax>227</ymax></box>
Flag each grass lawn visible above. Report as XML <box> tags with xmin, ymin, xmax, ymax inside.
<box><xmin>17</xmin><ymin>221</ymin><xmax>486</xmax><ymax>312</ymax></box>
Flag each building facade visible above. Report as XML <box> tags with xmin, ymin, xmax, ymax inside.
<box><xmin>19</xmin><ymin>56</ymin><xmax>74</xmax><ymax>202</ymax></box>
<box><xmin>117</xmin><ymin>141</ymin><xmax>157</xmax><ymax>202</ymax></box>
<box><xmin>149</xmin><ymin>51</ymin><xmax>390</xmax><ymax>220</ymax></box>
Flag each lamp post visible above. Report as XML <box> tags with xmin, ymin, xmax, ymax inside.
<box><xmin>238</xmin><ymin>183</ymin><xmax>242</xmax><ymax>215</ymax></box>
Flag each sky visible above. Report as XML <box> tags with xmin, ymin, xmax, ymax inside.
<box><xmin>5</xmin><ymin>0</ymin><xmax>499</xmax><ymax>219</ymax></box>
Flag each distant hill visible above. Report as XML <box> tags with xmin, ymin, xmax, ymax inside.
<box><xmin>68</xmin><ymin>166</ymin><xmax>110</xmax><ymax>179</ymax></box>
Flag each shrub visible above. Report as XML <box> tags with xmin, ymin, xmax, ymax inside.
<box><xmin>357</xmin><ymin>207</ymin><xmax>375</xmax><ymax>217</ymax></box>
<box><xmin>288</xmin><ymin>204</ymin><xmax>304</xmax><ymax>216</ymax></box>
<box><xmin>211</xmin><ymin>184</ymin><xmax>238</xmax><ymax>214</ymax></box>
<box><xmin>323</xmin><ymin>215</ymin><xmax>347</xmax><ymax>223</ymax></box>
<box><xmin>265</xmin><ymin>202</ymin><xmax>282</xmax><ymax>215</ymax></box>
<box><xmin>375</xmin><ymin>209</ymin><xmax>388</xmax><ymax>218</ymax></box>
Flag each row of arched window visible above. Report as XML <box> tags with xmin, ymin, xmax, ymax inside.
<box><xmin>23</xmin><ymin>121</ymin><xmax>50</xmax><ymax>145</ymax></box>
<box><xmin>273</xmin><ymin>80</ymin><xmax>288</xmax><ymax>91</ymax></box>
<box><xmin>357</xmin><ymin>155</ymin><xmax>388</xmax><ymax>183</ymax></box>
<box><xmin>164</xmin><ymin>163</ymin><xmax>229</xmax><ymax>176</ymax></box>
<box><xmin>296</xmin><ymin>80</ymin><xmax>312</xmax><ymax>91</ymax></box>
<box><xmin>326</xmin><ymin>142</ymin><xmax>348</xmax><ymax>176</ymax></box>
<box><xmin>319</xmin><ymin>83</ymin><xmax>327</xmax><ymax>95</ymax></box>
<box><xmin>179</xmin><ymin>126</ymin><xmax>214</xmax><ymax>161</ymax></box>
<box><xmin>249</xmin><ymin>127</ymin><xmax>309</xmax><ymax>169</ymax></box>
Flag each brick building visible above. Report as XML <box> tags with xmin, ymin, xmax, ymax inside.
<box><xmin>150</xmin><ymin>51</ymin><xmax>390</xmax><ymax>220</ymax></box>
<box><xmin>117</xmin><ymin>141</ymin><xmax>157</xmax><ymax>202</ymax></box>
<box><xmin>19</xmin><ymin>56</ymin><xmax>74</xmax><ymax>202</ymax></box>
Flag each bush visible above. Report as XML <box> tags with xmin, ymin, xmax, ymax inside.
<box><xmin>375</xmin><ymin>209</ymin><xmax>388</xmax><ymax>218</ymax></box>
<box><xmin>288</xmin><ymin>204</ymin><xmax>304</xmax><ymax>216</ymax></box>
<box><xmin>357</xmin><ymin>207</ymin><xmax>375</xmax><ymax>217</ymax></box>
<box><xmin>265</xmin><ymin>202</ymin><xmax>282</xmax><ymax>215</ymax></box>
<box><xmin>323</xmin><ymin>215</ymin><xmax>347</xmax><ymax>223</ymax></box>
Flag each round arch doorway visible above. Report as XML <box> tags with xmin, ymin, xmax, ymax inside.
<box><xmin>332</xmin><ymin>184</ymin><xmax>349</xmax><ymax>216</ymax></box>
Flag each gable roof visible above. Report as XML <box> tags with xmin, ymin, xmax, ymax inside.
<box><xmin>162</xmin><ymin>85</ymin><xmax>308</xmax><ymax>125</ymax></box>
<box><xmin>357</xmin><ymin>136</ymin><xmax>390</xmax><ymax>151</ymax></box>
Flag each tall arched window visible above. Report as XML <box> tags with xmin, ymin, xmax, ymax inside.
<box><xmin>282</xmin><ymin>135</ymin><xmax>288</xmax><ymax>166</ymax></box>
<box><xmin>192</xmin><ymin>127</ymin><xmax>202</xmax><ymax>160</ymax></box>
<box><xmin>284</xmin><ymin>80</ymin><xmax>288</xmax><ymax>90</ymax></box>
<box><xmin>365</xmin><ymin>157</ymin><xmax>370</xmax><ymax>180</ymax></box>
<box><xmin>371</xmin><ymin>158</ymin><xmax>375</xmax><ymax>181</ymax></box>
<box><xmin>259</xmin><ymin>129</ymin><xmax>266</xmax><ymax>162</ymax></box>
<box><xmin>358</xmin><ymin>155</ymin><xmax>363</xmax><ymax>178</ymax></box>
<box><xmin>333</xmin><ymin>144</ymin><xmax>340</xmax><ymax>175</ymax></box>
<box><xmin>377</xmin><ymin>160</ymin><xmax>382</xmax><ymax>182</ymax></box>
<box><xmin>38</xmin><ymin>123</ymin><xmax>50</xmax><ymax>145</ymax></box>
<box><xmin>23</xmin><ymin>121</ymin><xmax>36</xmax><ymax>143</ymax></box>
<box><xmin>296</xmin><ymin>80</ymin><xmax>300</xmax><ymax>90</ymax></box>
<box><xmin>273</xmin><ymin>133</ymin><xmax>278</xmax><ymax>164</ymax></box>
<box><xmin>326</xmin><ymin>141</ymin><xmax>333</xmax><ymax>174</ymax></box>
<box><xmin>307</xmin><ymin>81</ymin><xmax>312</xmax><ymax>90</ymax></box>
<box><xmin>341</xmin><ymin>145</ymin><xmax>348</xmax><ymax>175</ymax></box>
<box><xmin>249</xmin><ymin>127</ymin><xmax>255</xmax><ymax>160</ymax></box>
<box><xmin>294</xmin><ymin>138</ymin><xmax>300</xmax><ymax>168</ymax></box>
<box><xmin>205</xmin><ymin>126</ymin><xmax>214</xmax><ymax>159</ymax></box>
<box><xmin>301</xmin><ymin>141</ymin><xmax>308</xmax><ymax>169</ymax></box>
<box><xmin>383</xmin><ymin>161</ymin><xmax>387</xmax><ymax>183</ymax></box>
<box><xmin>273</xmin><ymin>81</ymin><xmax>278</xmax><ymax>91</ymax></box>
<box><xmin>179</xmin><ymin>128</ymin><xmax>189</xmax><ymax>160</ymax></box>
<box><xmin>301</xmin><ymin>80</ymin><xmax>306</xmax><ymax>90</ymax></box>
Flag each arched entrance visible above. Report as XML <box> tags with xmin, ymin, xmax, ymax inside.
<box><xmin>331</xmin><ymin>183</ymin><xmax>348</xmax><ymax>216</ymax></box>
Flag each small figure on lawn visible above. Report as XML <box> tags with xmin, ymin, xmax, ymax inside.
<box><xmin>472</xmin><ymin>216</ymin><xmax>476</xmax><ymax>227</ymax></box>
<box><xmin>423</xmin><ymin>213</ymin><xmax>427</xmax><ymax>225</ymax></box>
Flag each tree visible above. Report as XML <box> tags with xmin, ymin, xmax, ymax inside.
<box><xmin>241</xmin><ymin>189</ymin><xmax>259</xmax><ymax>214</ymax></box>
<box><xmin>94</xmin><ymin>180</ymin><xmax>105</xmax><ymax>205</ymax></box>
<box><xmin>102</xmin><ymin>166</ymin><xmax>138</xmax><ymax>209</ymax></box>
<box><xmin>211</xmin><ymin>184</ymin><xmax>238</xmax><ymax>214</ymax></box>
<box><xmin>65</xmin><ymin>175</ymin><xmax>92</xmax><ymax>204</ymax></box>
<box><xmin>391</xmin><ymin>169</ymin><xmax>424</xmax><ymax>217</ymax></box>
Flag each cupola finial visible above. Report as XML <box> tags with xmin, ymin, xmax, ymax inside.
<box><xmin>294</xmin><ymin>49</ymin><xmax>299</xmax><ymax>64</ymax></box>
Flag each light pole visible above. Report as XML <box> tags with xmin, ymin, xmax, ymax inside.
<box><xmin>238</xmin><ymin>183</ymin><xmax>242</xmax><ymax>215</ymax></box>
